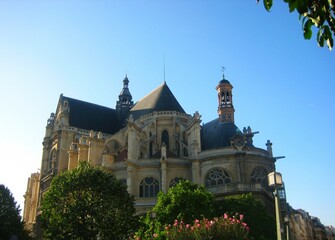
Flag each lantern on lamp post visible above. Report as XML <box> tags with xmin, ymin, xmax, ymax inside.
<box><xmin>268</xmin><ymin>172</ymin><xmax>284</xmax><ymax>240</ymax></box>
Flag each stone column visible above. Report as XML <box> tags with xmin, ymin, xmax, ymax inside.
<box><xmin>192</xmin><ymin>160</ymin><xmax>201</xmax><ymax>184</ymax></box>
<box><xmin>88</xmin><ymin>138</ymin><xmax>104</xmax><ymax>166</ymax></box>
<box><xmin>78</xmin><ymin>142</ymin><xmax>89</xmax><ymax>163</ymax></box>
<box><xmin>128</xmin><ymin>123</ymin><xmax>140</xmax><ymax>161</ymax></box>
<box><xmin>68</xmin><ymin>143</ymin><xmax>78</xmax><ymax>170</ymax></box>
<box><xmin>126</xmin><ymin>161</ymin><xmax>136</xmax><ymax>195</ymax></box>
<box><xmin>160</xmin><ymin>159</ymin><xmax>167</xmax><ymax>193</ymax></box>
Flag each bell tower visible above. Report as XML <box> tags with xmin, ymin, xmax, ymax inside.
<box><xmin>116</xmin><ymin>75</ymin><xmax>133</xmax><ymax>115</ymax></box>
<box><xmin>216</xmin><ymin>72</ymin><xmax>235</xmax><ymax>122</ymax></box>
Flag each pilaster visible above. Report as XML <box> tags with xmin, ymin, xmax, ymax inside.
<box><xmin>192</xmin><ymin>159</ymin><xmax>201</xmax><ymax>184</ymax></box>
<box><xmin>126</xmin><ymin>161</ymin><xmax>136</xmax><ymax>195</ymax></box>
<box><xmin>160</xmin><ymin>159</ymin><xmax>167</xmax><ymax>193</ymax></box>
<box><xmin>68</xmin><ymin>143</ymin><xmax>79</xmax><ymax>170</ymax></box>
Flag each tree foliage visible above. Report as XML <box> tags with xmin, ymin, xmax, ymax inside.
<box><xmin>259</xmin><ymin>0</ymin><xmax>335</xmax><ymax>50</ymax></box>
<box><xmin>215</xmin><ymin>194</ymin><xmax>276</xmax><ymax>240</ymax></box>
<box><xmin>134</xmin><ymin>180</ymin><xmax>215</xmax><ymax>239</ymax></box>
<box><xmin>41</xmin><ymin>162</ymin><xmax>136</xmax><ymax>240</ymax></box>
<box><xmin>0</xmin><ymin>184</ymin><xmax>30</xmax><ymax>240</ymax></box>
<box><xmin>152</xmin><ymin>180</ymin><xmax>214</xmax><ymax>225</ymax></box>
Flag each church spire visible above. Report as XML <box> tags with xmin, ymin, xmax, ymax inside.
<box><xmin>116</xmin><ymin>75</ymin><xmax>133</xmax><ymax>113</ymax></box>
<box><xmin>216</xmin><ymin>71</ymin><xmax>235</xmax><ymax>123</ymax></box>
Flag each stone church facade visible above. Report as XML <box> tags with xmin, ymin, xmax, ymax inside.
<box><xmin>24</xmin><ymin>74</ymin><xmax>279</xmax><ymax>233</ymax></box>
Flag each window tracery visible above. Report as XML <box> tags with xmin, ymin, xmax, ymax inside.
<box><xmin>169</xmin><ymin>177</ymin><xmax>185</xmax><ymax>188</ymax></box>
<box><xmin>250</xmin><ymin>166</ymin><xmax>269</xmax><ymax>188</ymax></box>
<box><xmin>139</xmin><ymin>177</ymin><xmax>159</xmax><ymax>197</ymax></box>
<box><xmin>204</xmin><ymin>167</ymin><xmax>231</xmax><ymax>187</ymax></box>
<box><xmin>49</xmin><ymin>149</ymin><xmax>57</xmax><ymax>170</ymax></box>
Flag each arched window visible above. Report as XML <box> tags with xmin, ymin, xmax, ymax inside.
<box><xmin>182</xmin><ymin>131</ymin><xmax>187</xmax><ymax>142</ymax></box>
<box><xmin>169</xmin><ymin>177</ymin><xmax>185</xmax><ymax>188</ymax></box>
<box><xmin>139</xmin><ymin>177</ymin><xmax>159</xmax><ymax>197</ymax></box>
<box><xmin>161</xmin><ymin>130</ymin><xmax>169</xmax><ymax>151</ymax></box>
<box><xmin>250</xmin><ymin>166</ymin><xmax>269</xmax><ymax>188</ymax></box>
<box><xmin>205</xmin><ymin>167</ymin><xmax>231</xmax><ymax>187</ymax></box>
<box><xmin>226</xmin><ymin>92</ymin><xmax>230</xmax><ymax>104</ymax></box>
<box><xmin>221</xmin><ymin>92</ymin><xmax>225</xmax><ymax>105</ymax></box>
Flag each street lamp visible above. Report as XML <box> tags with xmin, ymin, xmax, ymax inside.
<box><xmin>268</xmin><ymin>172</ymin><xmax>283</xmax><ymax>240</ymax></box>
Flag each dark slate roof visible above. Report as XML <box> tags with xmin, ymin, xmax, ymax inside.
<box><xmin>129</xmin><ymin>82</ymin><xmax>185</xmax><ymax>119</ymax></box>
<box><xmin>62</xmin><ymin>96</ymin><xmax>121</xmax><ymax>134</ymax></box>
<box><xmin>201</xmin><ymin>118</ymin><xmax>241</xmax><ymax>150</ymax></box>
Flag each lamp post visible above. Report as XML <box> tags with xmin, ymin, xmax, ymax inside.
<box><xmin>268</xmin><ymin>172</ymin><xmax>283</xmax><ymax>240</ymax></box>
<box><xmin>284</xmin><ymin>216</ymin><xmax>290</xmax><ymax>240</ymax></box>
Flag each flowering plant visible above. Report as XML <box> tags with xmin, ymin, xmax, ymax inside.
<box><xmin>134</xmin><ymin>213</ymin><xmax>250</xmax><ymax>240</ymax></box>
<box><xmin>163</xmin><ymin>214</ymin><xmax>249</xmax><ymax>240</ymax></box>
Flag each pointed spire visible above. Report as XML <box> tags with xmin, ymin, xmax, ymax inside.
<box><xmin>116</xmin><ymin>75</ymin><xmax>133</xmax><ymax>113</ymax></box>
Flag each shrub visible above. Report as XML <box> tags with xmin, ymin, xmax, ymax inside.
<box><xmin>134</xmin><ymin>213</ymin><xmax>250</xmax><ymax>240</ymax></box>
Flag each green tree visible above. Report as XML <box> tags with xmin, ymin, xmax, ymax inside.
<box><xmin>215</xmin><ymin>193</ymin><xmax>276</xmax><ymax>240</ymax></box>
<box><xmin>259</xmin><ymin>0</ymin><xmax>335</xmax><ymax>50</ymax></box>
<box><xmin>41</xmin><ymin>162</ymin><xmax>136</xmax><ymax>240</ymax></box>
<box><xmin>0</xmin><ymin>184</ymin><xmax>30</xmax><ymax>240</ymax></box>
<box><xmin>153</xmin><ymin>180</ymin><xmax>214</xmax><ymax>225</ymax></box>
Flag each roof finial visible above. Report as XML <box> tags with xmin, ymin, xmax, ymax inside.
<box><xmin>163</xmin><ymin>54</ymin><xmax>166</xmax><ymax>84</ymax></box>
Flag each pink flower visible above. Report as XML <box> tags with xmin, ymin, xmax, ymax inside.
<box><xmin>186</xmin><ymin>224</ymin><xmax>190</xmax><ymax>229</ymax></box>
<box><xmin>224</xmin><ymin>213</ymin><xmax>228</xmax><ymax>219</ymax></box>
<box><xmin>240</xmin><ymin>214</ymin><xmax>244</xmax><ymax>220</ymax></box>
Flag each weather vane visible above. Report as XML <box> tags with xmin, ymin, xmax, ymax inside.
<box><xmin>221</xmin><ymin>66</ymin><xmax>226</xmax><ymax>79</ymax></box>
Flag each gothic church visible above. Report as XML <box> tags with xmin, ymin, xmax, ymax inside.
<box><xmin>24</xmin><ymin>74</ymin><xmax>279</xmax><ymax>232</ymax></box>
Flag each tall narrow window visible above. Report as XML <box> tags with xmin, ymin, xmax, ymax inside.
<box><xmin>175</xmin><ymin>140</ymin><xmax>180</xmax><ymax>156</ymax></box>
<box><xmin>161</xmin><ymin>130</ymin><xmax>169</xmax><ymax>151</ymax></box>
<box><xmin>183</xmin><ymin>147</ymin><xmax>188</xmax><ymax>157</ymax></box>
<box><xmin>149</xmin><ymin>141</ymin><xmax>154</xmax><ymax>157</ymax></box>
<box><xmin>226</xmin><ymin>92</ymin><xmax>230</xmax><ymax>105</ymax></box>
<box><xmin>49</xmin><ymin>150</ymin><xmax>57</xmax><ymax>170</ymax></box>
<box><xmin>221</xmin><ymin>92</ymin><xmax>225</xmax><ymax>105</ymax></box>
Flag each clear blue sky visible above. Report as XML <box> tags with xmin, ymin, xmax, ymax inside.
<box><xmin>1</xmin><ymin>1</ymin><xmax>334</xmax><ymax>226</ymax></box>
